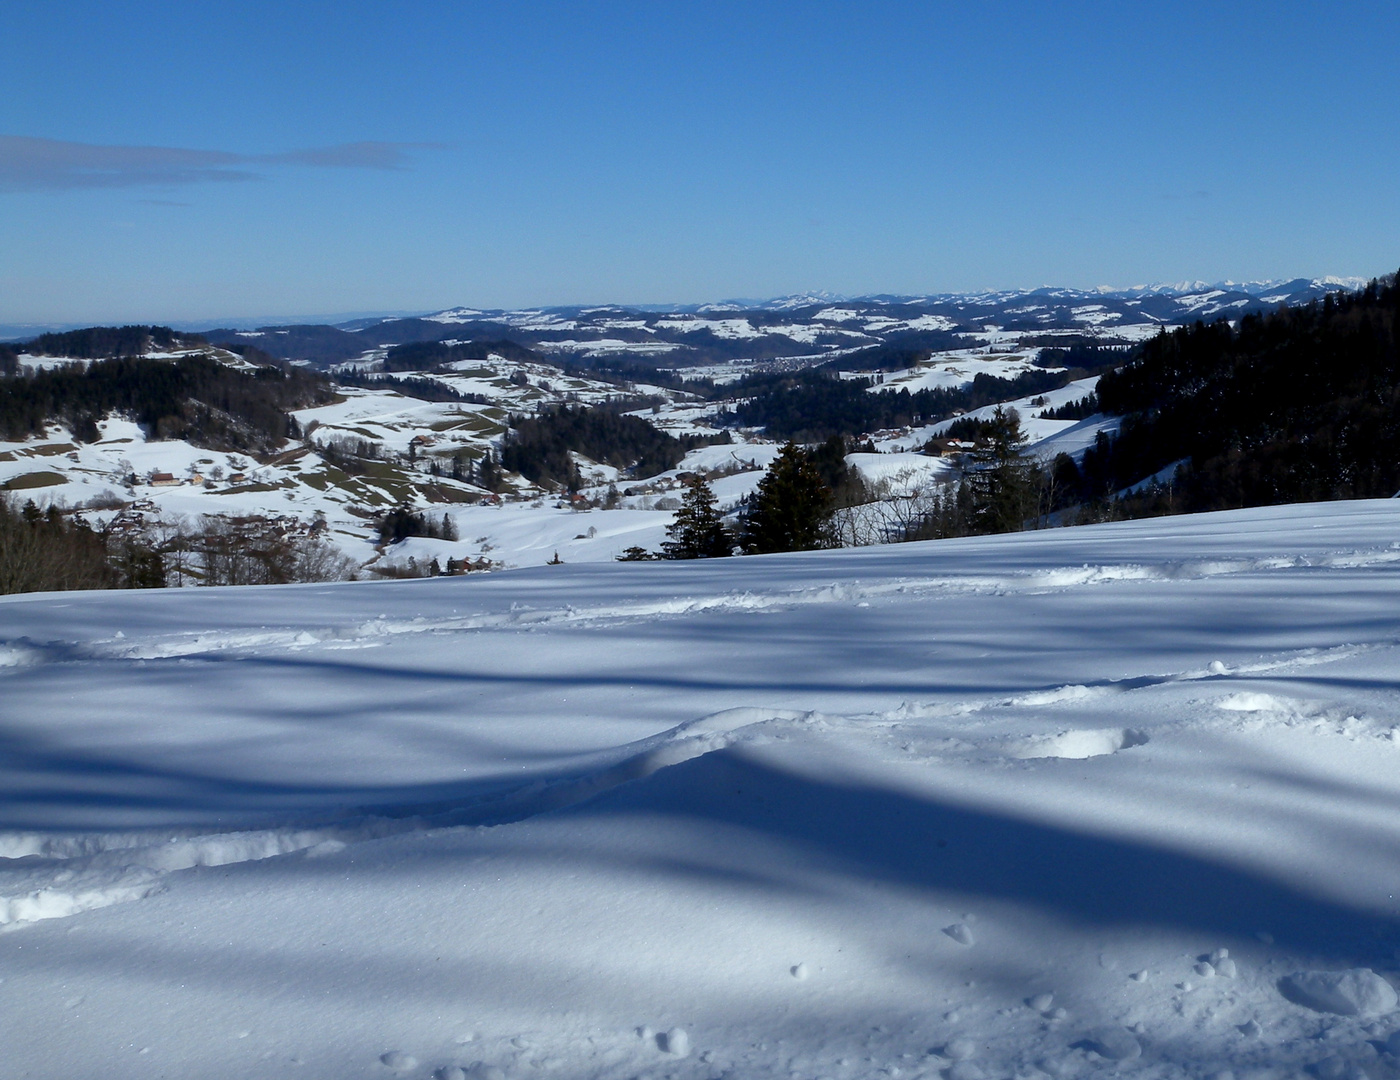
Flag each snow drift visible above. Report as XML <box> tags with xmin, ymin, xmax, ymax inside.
<box><xmin>4</xmin><ymin>499</ymin><xmax>1400</xmax><ymax>1079</ymax></box>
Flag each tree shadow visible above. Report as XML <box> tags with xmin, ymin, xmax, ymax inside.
<box><xmin>569</xmin><ymin>745</ymin><xmax>1400</xmax><ymax>965</ymax></box>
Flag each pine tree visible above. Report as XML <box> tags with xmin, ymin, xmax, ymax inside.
<box><xmin>961</xmin><ymin>407</ymin><xmax>1039</xmax><ymax>533</ymax></box>
<box><xmin>477</xmin><ymin>450</ymin><xmax>502</xmax><ymax>493</ymax></box>
<box><xmin>740</xmin><ymin>443</ymin><xmax>834</xmax><ymax>554</ymax></box>
<box><xmin>662</xmin><ymin>477</ymin><xmax>732</xmax><ymax>559</ymax></box>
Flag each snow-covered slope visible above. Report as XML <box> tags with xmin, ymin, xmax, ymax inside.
<box><xmin>4</xmin><ymin>500</ymin><xmax>1400</xmax><ymax>1078</ymax></box>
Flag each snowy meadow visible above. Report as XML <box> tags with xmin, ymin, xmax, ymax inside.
<box><xmin>4</xmin><ymin>499</ymin><xmax>1400</xmax><ymax>1079</ymax></box>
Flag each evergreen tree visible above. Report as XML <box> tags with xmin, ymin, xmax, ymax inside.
<box><xmin>740</xmin><ymin>443</ymin><xmax>834</xmax><ymax>553</ymax></box>
<box><xmin>961</xmin><ymin>407</ymin><xmax>1039</xmax><ymax>533</ymax></box>
<box><xmin>662</xmin><ymin>477</ymin><xmax>732</xmax><ymax>559</ymax></box>
<box><xmin>477</xmin><ymin>450</ymin><xmax>503</xmax><ymax>493</ymax></box>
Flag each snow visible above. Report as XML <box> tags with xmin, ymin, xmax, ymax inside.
<box><xmin>866</xmin><ymin>349</ymin><xmax>1043</xmax><ymax>394</ymax></box>
<box><xmin>1279</xmin><ymin>970</ymin><xmax>1398</xmax><ymax>1017</ymax></box>
<box><xmin>5</xmin><ymin>500</ymin><xmax>1400</xmax><ymax>1077</ymax></box>
<box><xmin>1029</xmin><ymin>414</ymin><xmax>1122</xmax><ymax>462</ymax></box>
<box><xmin>402</xmin><ymin>503</ymin><xmax>677</xmax><ymax>569</ymax></box>
<box><xmin>536</xmin><ymin>338</ymin><xmax>684</xmax><ymax>357</ymax></box>
<box><xmin>860</xmin><ymin>314</ymin><xmax>956</xmax><ymax>334</ymax></box>
<box><xmin>906</xmin><ymin>375</ymin><xmax>1112</xmax><ymax>460</ymax></box>
<box><xmin>847</xmin><ymin>451</ymin><xmax>954</xmax><ymax>491</ymax></box>
<box><xmin>653</xmin><ymin>317</ymin><xmax>762</xmax><ymax>340</ymax></box>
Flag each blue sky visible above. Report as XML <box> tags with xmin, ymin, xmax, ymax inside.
<box><xmin>3</xmin><ymin>1</ymin><xmax>1398</xmax><ymax>325</ymax></box>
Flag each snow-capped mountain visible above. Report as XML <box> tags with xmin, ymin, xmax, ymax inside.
<box><xmin>191</xmin><ymin>276</ymin><xmax>1379</xmax><ymax>370</ymax></box>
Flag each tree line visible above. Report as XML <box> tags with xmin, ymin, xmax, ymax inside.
<box><xmin>24</xmin><ymin>325</ymin><xmax>195</xmax><ymax>359</ymax></box>
<box><xmin>502</xmin><ymin>404</ymin><xmax>730</xmax><ymax>491</ymax></box>
<box><xmin>1084</xmin><ymin>271</ymin><xmax>1400</xmax><ymax>511</ymax></box>
<box><xmin>724</xmin><ymin>367</ymin><xmax>1079</xmax><ymax>441</ymax></box>
<box><xmin>620</xmin><ymin>416</ymin><xmax>1044</xmax><ymax>562</ymax></box>
<box><xmin>382</xmin><ymin>339</ymin><xmax>543</xmax><ymax>372</ymax></box>
<box><xmin>0</xmin><ymin>495</ymin><xmax>355</xmax><ymax>595</ymax></box>
<box><xmin>0</xmin><ymin>354</ymin><xmax>334</xmax><ymax>450</ymax></box>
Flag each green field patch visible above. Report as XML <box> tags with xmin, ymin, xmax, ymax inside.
<box><xmin>344</xmin><ymin>481</ymin><xmax>394</xmax><ymax>507</ymax></box>
<box><xmin>217</xmin><ymin>482</ymin><xmax>280</xmax><ymax>495</ymax></box>
<box><xmin>360</xmin><ymin>460</ymin><xmax>406</xmax><ymax>481</ymax></box>
<box><xmin>422</xmin><ymin>483</ymin><xmax>478</xmax><ymax>504</ymax></box>
<box><xmin>24</xmin><ymin>442</ymin><xmax>79</xmax><ymax>457</ymax></box>
<box><xmin>429</xmin><ymin>414</ymin><xmax>503</xmax><ymax>435</ymax></box>
<box><xmin>314</xmin><ymin>465</ymin><xmax>354</xmax><ymax>487</ymax></box>
<box><xmin>3</xmin><ymin>471</ymin><xmax>69</xmax><ymax>490</ymax></box>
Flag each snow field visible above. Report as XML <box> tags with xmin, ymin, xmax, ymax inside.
<box><xmin>3</xmin><ymin>500</ymin><xmax>1400</xmax><ymax>1077</ymax></box>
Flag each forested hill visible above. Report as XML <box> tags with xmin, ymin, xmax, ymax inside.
<box><xmin>1089</xmin><ymin>272</ymin><xmax>1400</xmax><ymax>509</ymax></box>
<box><xmin>383</xmin><ymin>339</ymin><xmax>543</xmax><ymax>372</ymax></box>
<box><xmin>25</xmin><ymin>325</ymin><xmax>207</xmax><ymax>358</ymax></box>
<box><xmin>0</xmin><ymin>355</ymin><xmax>333</xmax><ymax>450</ymax></box>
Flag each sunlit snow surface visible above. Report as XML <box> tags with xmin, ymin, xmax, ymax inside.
<box><xmin>5</xmin><ymin>500</ymin><xmax>1400</xmax><ymax>1078</ymax></box>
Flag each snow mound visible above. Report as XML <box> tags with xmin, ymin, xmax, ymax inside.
<box><xmin>1010</xmin><ymin>728</ymin><xmax>1150</xmax><ymax>759</ymax></box>
<box><xmin>1217</xmin><ymin>692</ymin><xmax>1297</xmax><ymax>713</ymax></box>
<box><xmin>1034</xmin><ymin>564</ymin><xmax>1159</xmax><ymax>588</ymax></box>
<box><xmin>1007</xmin><ymin>684</ymin><xmax>1100</xmax><ymax>707</ymax></box>
<box><xmin>943</xmin><ymin>922</ymin><xmax>976</xmax><ymax>946</ymax></box>
<box><xmin>0</xmin><ymin>642</ymin><xmax>40</xmax><ymax>669</ymax></box>
<box><xmin>1279</xmin><ymin>969</ymin><xmax>1398</xmax><ymax>1016</ymax></box>
<box><xmin>0</xmin><ymin>705</ymin><xmax>801</xmax><ymax>927</ymax></box>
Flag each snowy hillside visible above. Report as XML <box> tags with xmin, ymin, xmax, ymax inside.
<box><xmin>0</xmin><ymin>336</ymin><xmax>1091</xmax><ymax>573</ymax></box>
<box><xmin>0</xmin><ymin>273</ymin><xmax>1378</xmax><ymax>579</ymax></box>
<box><xmin>4</xmin><ymin>500</ymin><xmax>1400</xmax><ymax>1078</ymax></box>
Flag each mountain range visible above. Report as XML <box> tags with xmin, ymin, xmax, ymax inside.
<box><xmin>2</xmin><ymin>278</ymin><xmax>1370</xmax><ymax>368</ymax></box>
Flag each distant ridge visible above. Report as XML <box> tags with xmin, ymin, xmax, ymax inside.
<box><xmin>6</xmin><ymin>275</ymin><xmax>1381</xmax><ymax>353</ymax></box>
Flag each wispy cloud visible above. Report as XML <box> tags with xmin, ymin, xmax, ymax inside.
<box><xmin>263</xmin><ymin>142</ymin><xmax>418</xmax><ymax>170</ymax></box>
<box><xmin>0</xmin><ymin>135</ymin><xmax>430</xmax><ymax>192</ymax></box>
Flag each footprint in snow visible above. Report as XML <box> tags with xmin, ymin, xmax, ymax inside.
<box><xmin>380</xmin><ymin>1050</ymin><xmax>418</xmax><ymax>1071</ymax></box>
<box><xmin>1082</xmin><ymin>1028</ymin><xmax>1141</xmax><ymax>1062</ymax></box>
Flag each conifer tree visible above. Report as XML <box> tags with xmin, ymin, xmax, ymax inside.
<box><xmin>662</xmin><ymin>477</ymin><xmax>732</xmax><ymax>559</ymax></box>
<box><xmin>740</xmin><ymin>443</ymin><xmax>834</xmax><ymax>554</ymax></box>
<box><xmin>962</xmin><ymin>406</ymin><xmax>1038</xmax><ymax>533</ymax></box>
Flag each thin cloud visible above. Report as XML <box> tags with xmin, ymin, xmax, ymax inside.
<box><xmin>0</xmin><ymin>135</ymin><xmax>431</xmax><ymax>192</ymax></box>
<box><xmin>262</xmin><ymin>141</ymin><xmax>422</xmax><ymax>169</ymax></box>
